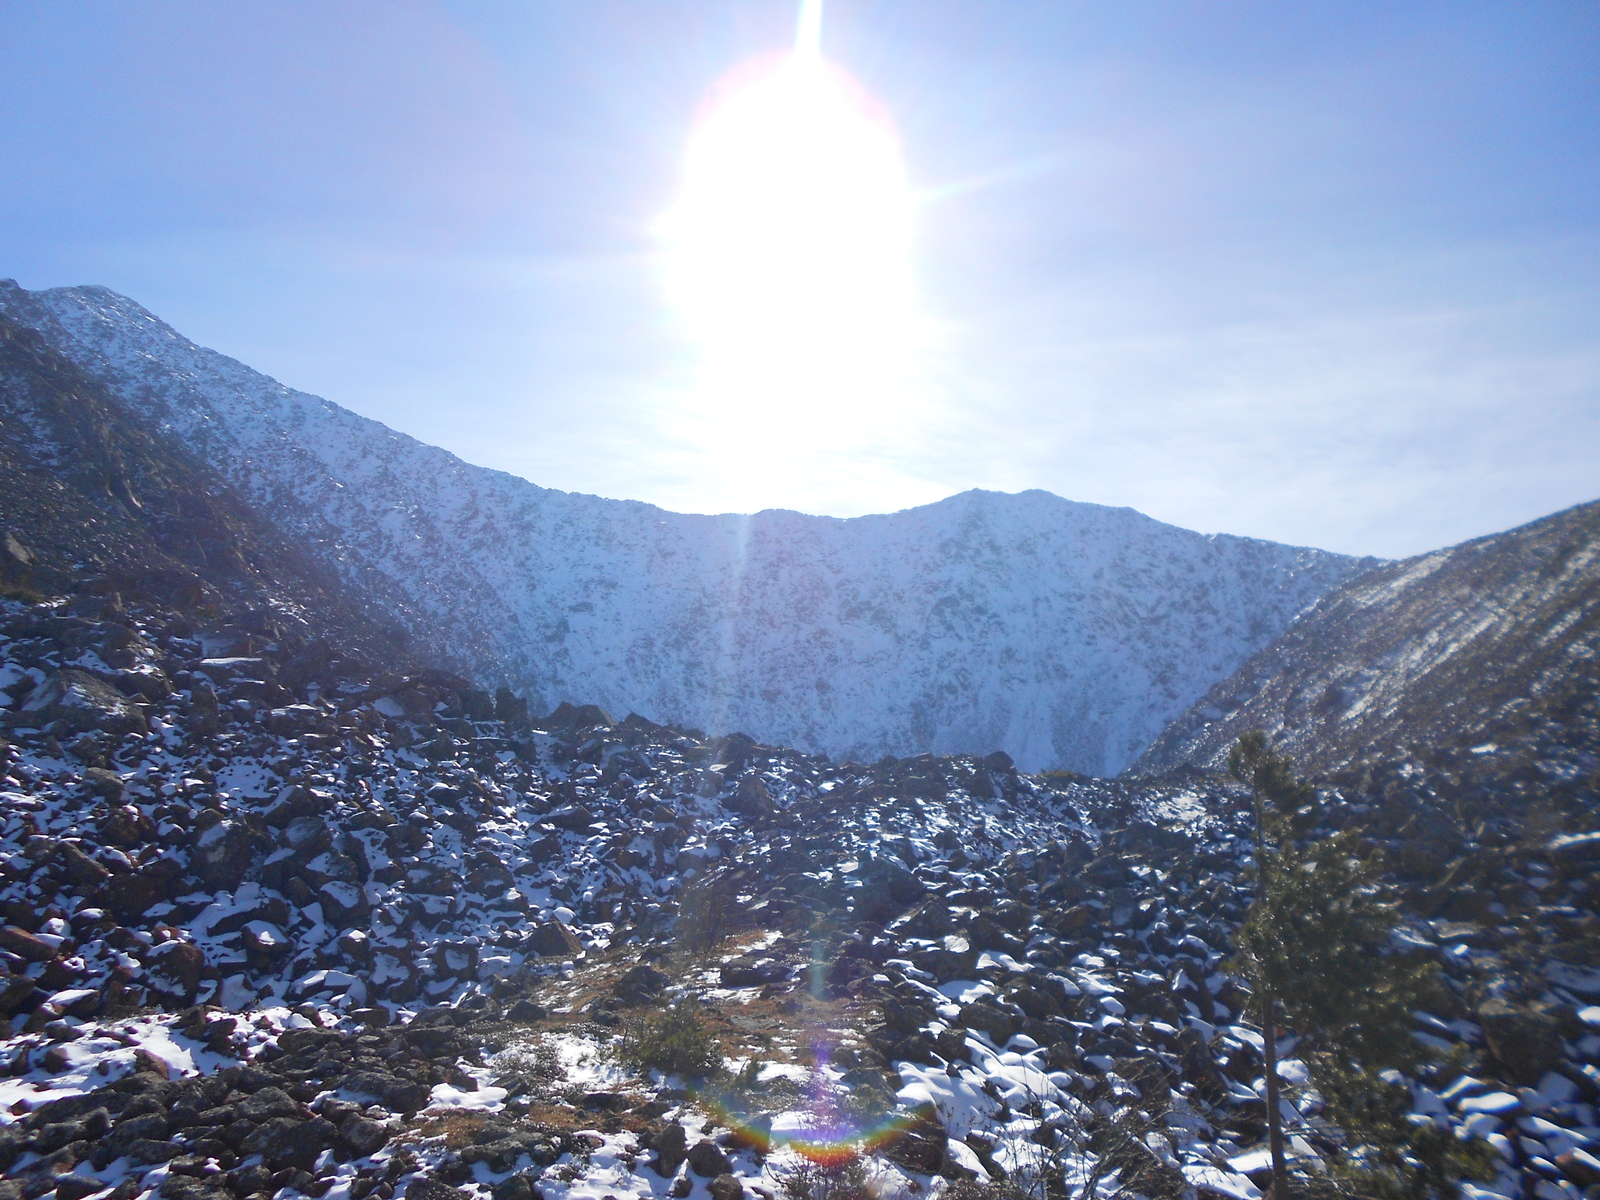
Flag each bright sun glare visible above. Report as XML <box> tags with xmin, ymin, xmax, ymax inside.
<box><xmin>659</xmin><ymin>1</ymin><xmax>926</xmax><ymax>502</ymax></box>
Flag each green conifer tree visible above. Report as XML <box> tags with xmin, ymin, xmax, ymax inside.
<box><xmin>1226</xmin><ymin>732</ymin><xmax>1493</xmax><ymax>1200</ymax></box>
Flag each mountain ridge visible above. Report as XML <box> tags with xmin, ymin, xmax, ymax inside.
<box><xmin>0</xmin><ymin>280</ymin><xmax>1375</xmax><ymax>774</ymax></box>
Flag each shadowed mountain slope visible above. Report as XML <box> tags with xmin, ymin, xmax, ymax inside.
<box><xmin>0</xmin><ymin>313</ymin><xmax>426</xmax><ymax>673</ymax></box>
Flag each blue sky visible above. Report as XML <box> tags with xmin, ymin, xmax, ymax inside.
<box><xmin>2</xmin><ymin>1</ymin><xmax>1597</xmax><ymax>557</ymax></box>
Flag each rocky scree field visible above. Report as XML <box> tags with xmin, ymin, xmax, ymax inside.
<box><xmin>0</xmin><ymin>588</ymin><xmax>1597</xmax><ymax>1200</ymax></box>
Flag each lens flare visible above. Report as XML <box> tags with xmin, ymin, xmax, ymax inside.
<box><xmin>692</xmin><ymin>1034</ymin><xmax>930</xmax><ymax>1166</ymax></box>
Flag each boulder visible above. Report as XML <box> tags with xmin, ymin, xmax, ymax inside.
<box><xmin>862</xmin><ymin>854</ymin><xmax>926</xmax><ymax>906</ymax></box>
<box><xmin>687</xmin><ymin>1138</ymin><xmax>731</xmax><ymax>1178</ymax></box>
<box><xmin>236</xmin><ymin>1086</ymin><xmax>303</xmax><ymax>1122</ymax></box>
<box><xmin>507</xmin><ymin>998</ymin><xmax>548</xmax><ymax>1023</ymax></box>
<box><xmin>159</xmin><ymin>1177</ymin><xmax>232</xmax><ymax>1200</ymax></box>
<box><xmin>81</xmin><ymin>766</ymin><xmax>125</xmax><ymax>799</ymax></box>
<box><xmin>1477</xmin><ymin>997</ymin><xmax>1562</xmax><ymax>1085</ymax></box>
<box><xmin>56</xmin><ymin>841</ymin><xmax>110</xmax><ymax>887</ymax></box>
<box><xmin>283</xmin><ymin>815</ymin><xmax>333</xmax><ymax>856</ymax></box>
<box><xmin>651</xmin><ymin>1123</ymin><xmax>689</xmax><ymax>1177</ymax></box>
<box><xmin>240</xmin><ymin>1114</ymin><xmax>337</xmax><ymax>1171</ymax></box>
<box><xmin>101</xmin><ymin>857</ymin><xmax>185</xmax><ymax>920</ymax></box>
<box><xmin>726</xmin><ymin>777</ymin><xmax>778</xmax><ymax>818</ymax></box>
<box><xmin>547</xmin><ymin>805</ymin><xmax>597</xmax><ymax>832</ymax></box>
<box><xmin>340</xmin><ymin>1114</ymin><xmax>392</xmax><ymax>1156</ymax></box>
<box><xmin>526</xmin><ymin>922</ymin><xmax>584</xmax><ymax>958</ymax></box>
<box><xmin>19</xmin><ymin>669</ymin><xmax>147</xmax><ymax>736</ymax></box>
<box><xmin>53</xmin><ymin>1177</ymin><xmax>103</xmax><ymax>1200</ymax></box>
<box><xmin>492</xmin><ymin>1175</ymin><xmax>541</xmax><ymax>1200</ymax></box>
<box><xmin>320</xmin><ymin>880</ymin><xmax>371</xmax><ymax>926</ymax></box>
<box><xmin>0</xmin><ymin>925</ymin><xmax>56</xmax><ymax>963</ymax></box>
<box><xmin>408</xmin><ymin>1180</ymin><xmax>472</xmax><ymax>1200</ymax></box>
<box><xmin>898</xmin><ymin>897</ymin><xmax>953</xmax><ymax>938</ymax></box>
<box><xmin>614</xmin><ymin>963</ymin><xmax>669</xmax><ymax>1005</ymax></box>
<box><xmin>958</xmin><ymin>1000</ymin><xmax>1022</xmax><ymax>1046</ymax></box>
<box><xmin>343</xmin><ymin>1070</ymin><xmax>433</xmax><ymax>1114</ymax></box>
<box><xmin>101</xmin><ymin>803</ymin><xmax>155</xmax><ymax>847</ymax></box>
<box><xmin>145</xmin><ymin>940</ymin><xmax>206</xmax><ymax>997</ymax></box>
<box><xmin>192</xmin><ymin>820</ymin><xmax>256</xmax><ymax>890</ymax></box>
<box><xmin>710</xmin><ymin>1176</ymin><xmax>745</xmax><ymax>1200</ymax></box>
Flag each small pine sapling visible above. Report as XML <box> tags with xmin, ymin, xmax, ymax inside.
<box><xmin>1226</xmin><ymin>731</ymin><xmax>1493</xmax><ymax>1200</ymax></box>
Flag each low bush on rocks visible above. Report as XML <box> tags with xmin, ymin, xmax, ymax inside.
<box><xmin>618</xmin><ymin>999</ymin><xmax>723</xmax><ymax>1079</ymax></box>
<box><xmin>777</xmin><ymin>1156</ymin><xmax>874</xmax><ymax>1200</ymax></box>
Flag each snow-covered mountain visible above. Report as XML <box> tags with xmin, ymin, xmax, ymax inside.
<box><xmin>0</xmin><ymin>280</ymin><xmax>1373</xmax><ymax>773</ymax></box>
<box><xmin>1133</xmin><ymin>497</ymin><xmax>1600</xmax><ymax>779</ymax></box>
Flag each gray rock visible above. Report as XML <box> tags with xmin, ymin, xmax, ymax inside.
<box><xmin>158</xmin><ymin>1177</ymin><xmax>233</xmax><ymax>1200</ymax></box>
<box><xmin>507</xmin><ymin>998</ymin><xmax>547</xmax><ymax>1023</ymax></box>
<box><xmin>240</xmin><ymin>1114</ymin><xmax>336</xmax><ymax>1171</ymax></box>
<box><xmin>492</xmin><ymin>1175</ymin><xmax>542</xmax><ymax>1200</ymax></box>
<box><xmin>113</xmin><ymin>1112</ymin><xmax>170</xmax><ymax>1141</ymax></box>
<box><xmin>651</xmin><ymin>1123</ymin><xmax>689</xmax><ymax>1177</ymax></box>
<box><xmin>614</xmin><ymin>963</ymin><xmax>669</xmax><ymax>1004</ymax></box>
<box><xmin>958</xmin><ymin>1000</ymin><xmax>1023</xmax><ymax>1046</ymax></box>
<box><xmin>340</xmin><ymin>1114</ymin><xmax>392</xmax><ymax>1157</ymax></box>
<box><xmin>1478</xmin><ymin>997</ymin><xmax>1562</xmax><ymax>1085</ymax></box>
<box><xmin>343</xmin><ymin>1070</ymin><xmax>433</xmax><ymax>1114</ymax></box>
<box><xmin>191</xmin><ymin>820</ymin><xmax>256</xmax><ymax>890</ymax></box>
<box><xmin>122</xmin><ymin>1138</ymin><xmax>181</xmax><ymax>1164</ymax></box>
<box><xmin>53</xmin><ymin>1175</ymin><xmax>103</xmax><ymax>1200</ymax></box>
<box><xmin>407</xmin><ymin>1179</ymin><xmax>471</xmax><ymax>1200</ymax></box>
<box><xmin>20</xmin><ymin>669</ymin><xmax>147</xmax><ymax>737</ymax></box>
<box><xmin>687</xmin><ymin>1139</ymin><xmax>732</xmax><ymax>1178</ymax></box>
<box><xmin>526</xmin><ymin>922</ymin><xmax>584</xmax><ymax>958</ymax></box>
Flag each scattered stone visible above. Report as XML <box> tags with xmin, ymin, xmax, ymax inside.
<box><xmin>687</xmin><ymin>1139</ymin><xmax>732</xmax><ymax>1178</ymax></box>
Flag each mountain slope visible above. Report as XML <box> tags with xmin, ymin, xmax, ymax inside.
<box><xmin>1133</xmin><ymin>498</ymin><xmax>1600</xmax><ymax>786</ymax></box>
<box><xmin>0</xmin><ymin>312</ymin><xmax>413</xmax><ymax>669</ymax></box>
<box><xmin>0</xmin><ymin>280</ymin><xmax>1372</xmax><ymax>774</ymax></box>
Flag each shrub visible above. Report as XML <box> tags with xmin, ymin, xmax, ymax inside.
<box><xmin>778</xmin><ymin>1156</ymin><xmax>873</xmax><ymax>1200</ymax></box>
<box><xmin>674</xmin><ymin>873</ymin><xmax>744</xmax><ymax>959</ymax></box>
<box><xmin>618</xmin><ymin>998</ymin><xmax>723</xmax><ymax>1079</ymax></box>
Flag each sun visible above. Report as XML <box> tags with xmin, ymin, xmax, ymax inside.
<box><xmin>658</xmin><ymin>20</ymin><xmax>922</xmax><ymax>488</ymax></box>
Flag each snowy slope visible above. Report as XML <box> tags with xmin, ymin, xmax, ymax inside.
<box><xmin>1133</xmin><ymin>497</ymin><xmax>1600</xmax><ymax>778</ymax></box>
<box><xmin>0</xmin><ymin>281</ymin><xmax>1373</xmax><ymax>773</ymax></box>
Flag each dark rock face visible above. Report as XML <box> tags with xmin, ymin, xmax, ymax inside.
<box><xmin>614</xmin><ymin>963</ymin><xmax>668</xmax><ymax>1005</ymax></box>
<box><xmin>407</xmin><ymin>1180</ymin><xmax>471</xmax><ymax>1200</ymax></box>
<box><xmin>191</xmin><ymin>820</ymin><xmax>258</xmax><ymax>890</ymax></box>
<box><xmin>958</xmin><ymin>1001</ymin><xmax>1022</xmax><ymax>1046</ymax></box>
<box><xmin>241</xmin><ymin>1115</ymin><xmax>338</xmax><ymax>1171</ymax></box>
